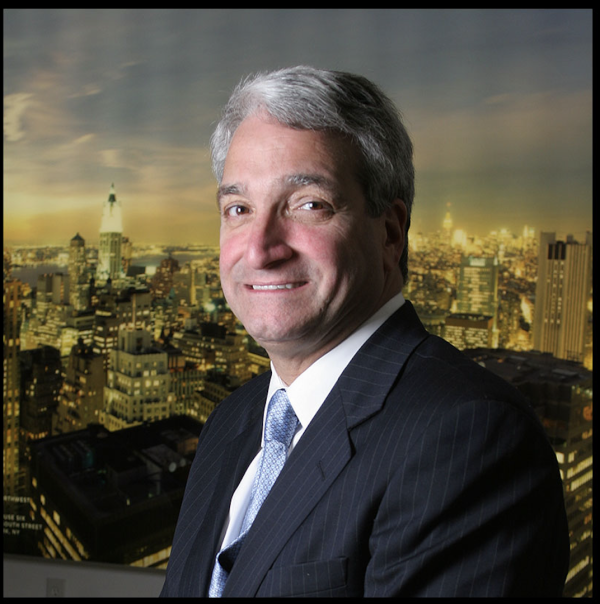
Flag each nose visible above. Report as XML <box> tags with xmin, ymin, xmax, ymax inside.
<box><xmin>245</xmin><ymin>211</ymin><xmax>293</xmax><ymax>269</ymax></box>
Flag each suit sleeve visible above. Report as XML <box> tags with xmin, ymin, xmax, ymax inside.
<box><xmin>364</xmin><ymin>397</ymin><xmax>569</xmax><ymax>597</ymax></box>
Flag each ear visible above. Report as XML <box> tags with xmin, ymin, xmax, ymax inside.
<box><xmin>382</xmin><ymin>198</ymin><xmax>407</xmax><ymax>270</ymax></box>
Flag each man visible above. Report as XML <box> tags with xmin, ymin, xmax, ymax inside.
<box><xmin>161</xmin><ymin>66</ymin><xmax>569</xmax><ymax>597</ymax></box>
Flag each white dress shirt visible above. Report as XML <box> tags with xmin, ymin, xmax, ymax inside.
<box><xmin>216</xmin><ymin>292</ymin><xmax>405</xmax><ymax>552</ymax></box>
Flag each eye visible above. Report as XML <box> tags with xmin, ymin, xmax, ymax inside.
<box><xmin>289</xmin><ymin>199</ymin><xmax>335</xmax><ymax>224</ymax></box>
<box><xmin>299</xmin><ymin>200</ymin><xmax>331</xmax><ymax>212</ymax></box>
<box><xmin>223</xmin><ymin>204</ymin><xmax>250</xmax><ymax>218</ymax></box>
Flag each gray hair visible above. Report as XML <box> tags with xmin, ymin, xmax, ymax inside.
<box><xmin>210</xmin><ymin>66</ymin><xmax>414</xmax><ymax>281</ymax></box>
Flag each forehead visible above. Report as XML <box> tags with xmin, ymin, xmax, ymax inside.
<box><xmin>218</xmin><ymin>172</ymin><xmax>336</xmax><ymax>200</ymax></box>
<box><xmin>227</xmin><ymin>115</ymin><xmax>357</xmax><ymax>167</ymax></box>
<box><xmin>221</xmin><ymin>115</ymin><xmax>361</xmax><ymax>192</ymax></box>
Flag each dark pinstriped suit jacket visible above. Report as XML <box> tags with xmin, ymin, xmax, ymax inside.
<box><xmin>160</xmin><ymin>301</ymin><xmax>569</xmax><ymax>597</ymax></box>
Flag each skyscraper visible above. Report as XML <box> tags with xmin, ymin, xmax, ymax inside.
<box><xmin>533</xmin><ymin>232</ymin><xmax>593</xmax><ymax>364</ymax></box>
<box><xmin>3</xmin><ymin>279</ymin><xmax>24</xmax><ymax>498</ymax></box>
<box><xmin>101</xmin><ymin>326</ymin><xmax>173</xmax><ymax>431</ymax></box>
<box><xmin>19</xmin><ymin>346</ymin><xmax>62</xmax><ymax>443</ymax></box>
<box><xmin>442</xmin><ymin>203</ymin><xmax>453</xmax><ymax>244</ymax></box>
<box><xmin>69</xmin><ymin>232</ymin><xmax>87</xmax><ymax>310</ymax></box>
<box><xmin>456</xmin><ymin>256</ymin><xmax>499</xmax><ymax>317</ymax></box>
<box><xmin>444</xmin><ymin>313</ymin><xmax>494</xmax><ymax>350</ymax></box>
<box><xmin>96</xmin><ymin>184</ymin><xmax>123</xmax><ymax>283</ymax></box>
<box><xmin>151</xmin><ymin>255</ymin><xmax>180</xmax><ymax>300</ymax></box>
<box><xmin>456</xmin><ymin>255</ymin><xmax>499</xmax><ymax>346</ymax></box>
<box><xmin>54</xmin><ymin>338</ymin><xmax>105</xmax><ymax>435</ymax></box>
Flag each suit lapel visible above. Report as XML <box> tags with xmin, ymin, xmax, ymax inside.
<box><xmin>223</xmin><ymin>301</ymin><xmax>429</xmax><ymax>596</ymax></box>
<box><xmin>223</xmin><ymin>384</ymin><xmax>352</xmax><ymax>597</ymax></box>
<box><xmin>198</xmin><ymin>421</ymin><xmax>263</xmax><ymax>595</ymax></box>
<box><xmin>178</xmin><ymin>376</ymin><xmax>267</xmax><ymax>596</ymax></box>
<box><xmin>339</xmin><ymin>300</ymin><xmax>428</xmax><ymax>428</ymax></box>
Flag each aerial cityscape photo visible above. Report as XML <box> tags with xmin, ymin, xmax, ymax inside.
<box><xmin>4</xmin><ymin>9</ymin><xmax>592</xmax><ymax>597</ymax></box>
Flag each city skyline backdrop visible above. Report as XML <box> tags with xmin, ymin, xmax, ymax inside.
<box><xmin>4</xmin><ymin>9</ymin><xmax>593</xmax><ymax>247</ymax></box>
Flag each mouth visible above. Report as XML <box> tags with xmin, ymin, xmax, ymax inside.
<box><xmin>249</xmin><ymin>282</ymin><xmax>306</xmax><ymax>291</ymax></box>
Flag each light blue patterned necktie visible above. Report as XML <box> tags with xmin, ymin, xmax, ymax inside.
<box><xmin>208</xmin><ymin>389</ymin><xmax>299</xmax><ymax>597</ymax></box>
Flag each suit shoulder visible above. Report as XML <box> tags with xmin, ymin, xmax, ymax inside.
<box><xmin>406</xmin><ymin>334</ymin><xmax>539</xmax><ymax>422</ymax></box>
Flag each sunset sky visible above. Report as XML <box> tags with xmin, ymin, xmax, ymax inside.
<box><xmin>4</xmin><ymin>9</ymin><xmax>593</xmax><ymax>247</ymax></box>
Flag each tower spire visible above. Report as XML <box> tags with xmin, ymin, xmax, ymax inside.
<box><xmin>97</xmin><ymin>183</ymin><xmax>124</xmax><ymax>282</ymax></box>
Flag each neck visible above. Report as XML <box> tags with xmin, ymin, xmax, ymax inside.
<box><xmin>268</xmin><ymin>287</ymin><xmax>404</xmax><ymax>385</ymax></box>
<box><xmin>268</xmin><ymin>340</ymin><xmax>341</xmax><ymax>386</ymax></box>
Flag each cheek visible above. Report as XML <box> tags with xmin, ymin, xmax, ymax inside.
<box><xmin>303</xmin><ymin>237</ymin><xmax>360</xmax><ymax>289</ymax></box>
<box><xmin>218</xmin><ymin>230</ymin><xmax>241</xmax><ymax>272</ymax></box>
<box><xmin>295</xmin><ymin>223</ymin><xmax>349</xmax><ymax>260</ymax></box>
<box><xmin>304</xmin><ymin>237</ymin><xmax>336</xmax><ymax>261</ymax></box>
<box><xmin>218</xmin><ymin>244</ymin><xmax>237</xmax><ymax>296</ymax></box>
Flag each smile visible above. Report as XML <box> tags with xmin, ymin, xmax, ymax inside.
<box><xmin>250</xmin><ymin>283</ymin><xmax>304</xmax><ymax>290</ymax></box>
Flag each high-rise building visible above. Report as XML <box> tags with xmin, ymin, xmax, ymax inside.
<box><xmin>151</xmin><ymin>255</ymin><xmax>180</xmax><ymax>300</ymax></box>
<box><xmin>164</xmin><ymin>346</ymin><xmax>204</xmax><ymax>417</ymax></box>
<box><xmin>533</xmin><ymin>232</ymin><xmax>593</xmax><ymax>365</ymax></box>
<box><xmin>442</xmin><ymin>203</ymin><xmax>453</xmax><ymax>240</ymax></box>
<box><xmin>96</xmin><ymin>184</ymin><xmax>123</xmax><ymax>283</ymax></box>
<box><xmin>36</xmin><ymin>272</ymin><xmax>70</xmax><ymax>307</ymax></box>
<box><xmin>21</xmin><ymin>274</ymin><xmax>75</xmax><ymax>357</ymax></box>
<box><xmin>456</xmin><ymin>256</ymin><xmax>499</xmax><ymax>317</ymax></box>
<box><xmin>54</xmin><ymin>338</ymin><xmax>105</xmax><ymax>435</ymax></box>
<box><xmin>456</xmin><ymin>255</ymin><xmax>499</xmax><ymax>346</ymax></box>
<box><xmin>101</xmin><ymin>326</ymin><xmax>173</xmax><ymax>431</ymax></box>
<box><xmin>172</xmin><ymin>322</ymin><xmax>252</xmax><ymax>384</ymax></box>
<box><xmin>464</xmin><ymin>349</ymin><xmax>593</xmax><ymax>598</ymax></box>
<box><xmin>29</xmin><ymin>416</ymin><xmax>202</xmax><ymax>566</ymax></box>
<box><xmin>19</xmin><ymin>346</ymin><xmax>62</xmax><ymax>443</ymax></box>
<box><xmin>444</xmin><ymin>313</ymin><xmax>494</xmax><ymax>350</ymax></box>
<box><xmin>69</xmin><ymin>232</ymin><xmax>88</xmax><ymax>310</ymax></box>
<box><xmin>3</xmin><ymin>279</ymin><xmax>24</xmax><ymax>499</ymax></box>
<box><xmin>121</xmin><ymin>236</ymin><xmax>133</xmax><ymax>275</ymax></box>
<box><xmin>172</xmin><ymin>263</ymin><xmax>196</xmax><ymax>307</ymax></box>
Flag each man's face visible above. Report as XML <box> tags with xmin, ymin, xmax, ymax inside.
<box><xmin>218</xmin><ymin>114</ymin><xmax>405</xmax><ymax>374</ymax></box>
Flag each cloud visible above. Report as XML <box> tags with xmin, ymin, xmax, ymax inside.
<box><xmin>100</xmin><ymin>148</ymin><xmax>128</xmax><ymax>169</ymax></box>
<box><xmin>411</xmin><ymin>88</ymin><xmax>592</xmax><ymax>174</ymax></box>
<box><xmin>73</xmin><ymin>133</ymin><xmax>96</xmax><ymax>145</ymax></box>
<box><xmin>68</xmin><ymin>83</ymin><xmax>103</xmax><ymax>98</ymax></box>
<box><xmin>65</xmin><ymin>61</ymin><xmax>141</xmax><ymax>99</ymax></box>
<box><xmin>4</xmin><ymin>93</ymin><xmax>34</xmax><ymax>142</ymax></box>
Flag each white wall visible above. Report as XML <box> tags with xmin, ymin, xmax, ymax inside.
<box><xmin>3</xmin><ymin>554</ymin><xmax>166</xmax><ymax>598</ymax></box>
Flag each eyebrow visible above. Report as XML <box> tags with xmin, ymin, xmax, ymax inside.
<box><xmin>284</xmin><ymin>173</ymin><xmax>336</xmax><ymax>192</ymax></box>
<box><xmin>216</xmin><ymin>173</ymin><xmax>337</xmax><ymax>206</ymax></box>
<box><xmin>216</xmin><ymin>183</ymin><xmax>245</xmax><ymax>206</ymax></box>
